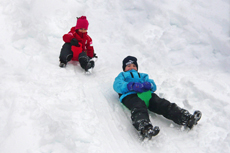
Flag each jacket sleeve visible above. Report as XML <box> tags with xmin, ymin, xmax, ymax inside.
<box><xmin>63</xmin><ymin>27</ymin><xmax>76</xmax><ymax>43</ymax></box>
<box><xmin>142</xmin><ymin>73</ymin><xmax>157</xmax><ymax>92</ymax></box>
<box><xmin>86</xmin><ymin>35</ymin><xmax>94</xmax><ymax>58</ymax></box>
<box><xmin>113</xmin><ymin>72</ymin><xmax>130</xmax><ymax>94</ymax></box>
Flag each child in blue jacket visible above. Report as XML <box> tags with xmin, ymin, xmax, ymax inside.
<box><xmin>113</xmin><ymin>56</ymin><xmax>201</xmax><ymax>139</ymax></box>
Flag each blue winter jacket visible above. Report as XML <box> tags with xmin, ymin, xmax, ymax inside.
<box><xmin>113</xmin><ymin>69</ymin><xmax>157</xmax><ymax>102</ymax></box>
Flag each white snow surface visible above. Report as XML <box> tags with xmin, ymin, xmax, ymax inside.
<box><xmin>0</xmin><ymin>0</ymin><xmax>230</xmax><ymax>152</ymax></box>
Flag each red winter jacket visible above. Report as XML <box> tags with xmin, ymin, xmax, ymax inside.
<box><xmin>63</xmin><ymin>27</ymin><xmax>94</xmax><ymax>60</ymax></box>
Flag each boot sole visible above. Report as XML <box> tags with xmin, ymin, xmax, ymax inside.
<box><xmin>187</xmin><ymin>111</ymin><xmax>202</xmax><ymax>129</ymax></box>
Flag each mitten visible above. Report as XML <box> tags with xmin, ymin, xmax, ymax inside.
<box><xmin>143</xmin><ymin>82</ymin><xmax>152</xmax><ymax>90</ymax></box>
<box><xmin>93</xmin><ymin>53</ymin><xmax>98</xmax><ymax>58</ymax></box>
<box><xmin>127</xmin><ymin>82</ymin><xmax>145</xmax><ymax>93</ymax></box>
<box><xmin>133</xmin><ymin>83</ymin><xmax>145</xmax><ymax>93</ymax></box>
<box><xmin>70</xmin><ymin>38</ymin><xmax>80</xmax><ymax>46</ymax></box>
<box><xmin>127</xmin><ymin>82</ymin><xmax>134</xmax><ymax>91</ymax></box>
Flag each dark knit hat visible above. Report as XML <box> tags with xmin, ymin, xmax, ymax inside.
<box><xmin>122</xmin><ymin>56</ymin><xmax>138</xmax><ymax>71</ymax></box>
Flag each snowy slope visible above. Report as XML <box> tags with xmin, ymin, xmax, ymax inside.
<box><xmin>0</xmin><ymin>0</ymin><xmax>230</xmax><ymax>153</ymax></box>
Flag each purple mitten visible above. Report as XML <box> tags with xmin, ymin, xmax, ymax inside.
<box><xmin>143</xmin><ymin>82</ymin><xmax>152</xmax><ymax>90</ymax></box>
<box><xmin>127</xmin><ymin>82</ymin><xmax>134</xmax><ymax>91</ymax></box>
<box><xmin>133</xmin><ymin>83</ymin><xmax>145</xmax><ymax>93</ymax></box>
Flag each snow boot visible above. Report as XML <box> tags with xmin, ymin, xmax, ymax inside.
<box><xmin>85</xmin><ymin>61</ymin><xmax>91</xmax><ymax>71</ymax></box>
<box><xmin>186</xmin><ymin>110</ymin><xmax>202</xmax><ymax>129</ymax></box>
<box><xmin>59</xmin><ymin>62</ymin><xmax>66</xmax><ymax>68</ymax></box>
<box><xmin>89</xmin><ymin>60</ymin><xmax>95</xmax><ymax>69</ymax></box>
<box><xmin>78</xmin><ymin>52</ymin><xmax>95</xmax><ymax>72</ymax></box>
<box><xmin>79</xmin><ymin>56</ymin><xmax>89</xmax><ymax>71</ymax></box>
<box><xmin>84</xmin><ymin>60</ymin><xmax>95</xmax><ymax>72</ymax></box>
<box><xmin>139</xmin><ymin>121</ymin><xmax>160</xmax><ymax>140</ymax></box>
<box><xmin>141</xmin><ymin>125</ymin><xmax>160</xmax><ymax>140</ymax></box>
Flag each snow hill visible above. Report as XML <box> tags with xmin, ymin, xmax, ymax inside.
<box><xmin>0</xmin><ymin>0</ymin><xmax>230</xmax><ymax>153</ymax></box>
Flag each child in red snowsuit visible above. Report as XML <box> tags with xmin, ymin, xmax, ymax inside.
<box><xmin>59</xmin><ymin>16</ymin><xmax>97</xmax><ymax>71</ymax></box>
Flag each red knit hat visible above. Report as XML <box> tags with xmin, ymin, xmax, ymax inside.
<box><xmin>75</xmin><ymin>16</ymin><xmax>89</xmax><ymax>30</ymax></box>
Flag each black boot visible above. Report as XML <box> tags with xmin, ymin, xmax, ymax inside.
<box><xmin>79</xmin><ymin>55</ymin><xmax>89</xmax><ymax>71</ymax></box>
<box><xmin>89</xmin><ymin>60</ymin><xmax>95</xmax><ymax>68</ymax></box>
<box><xmin>85</xmin><ymin>61</ymin><xmax>91</xmax><ymax>71</ymax></box>
<box><xmin>141</xmin><ymin>125</ymin><xmax>160</xmax><ymax>140</ymax></box>
<box><xmin>186</xmin><ymin>110</ymin><xmax>202</xmax><ymax>129</ymax></box>
<box><xmin>59</xmin><ymin>62</ymin><xmax>66</xmax><ymax>68</ymax></box>
<box><xmin>59</xmin><ymin>54</ymin><xmax>73</xmax><ymax>68</ymax></box>
<box><xmin>180</xmin><ymin>109</ymin><xmax>192</xmax><ymax>125</ymax></box>
<box><xmin>59</xmin><ymin>59</ymin><xmax>67</xmax><ymax>68</ymax></box>
<box><xmin>85</xmin><ymin>60</ymin><xmax>95</xmax><ymax>71</ymax></box>
<box><xmin>138</xmin><ymin>120</ymin><xmax>160</xmax><ymax>140</ymax></box>
<box><xmin>78</xmin><ymin>52</ymin><xmax>94</xmax><ymax>71</ymax></box>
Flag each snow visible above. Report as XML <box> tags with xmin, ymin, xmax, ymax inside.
<box><xmin>0</xmin><ymin>0</ymin><xmax>230</xmax><ymax>152</ymax></box>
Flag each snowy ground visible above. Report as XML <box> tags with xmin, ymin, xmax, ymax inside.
<box><xmin>0</xmin><ymin>0</ymin><xmax>230</xmax><ymax>153</ymax></box>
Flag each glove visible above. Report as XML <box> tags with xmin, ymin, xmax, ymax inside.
<box><xmin>70</xmin><ymin>38</ymin><xmax>80</xmax><ymax>46</ymax></box>
<box><xmin>127</xmin><ymin>82</ymin><xmax>145</xmax><ymax>93</ymax></box>
<box><xmin>93</xmin><ymin>53</ymin><xmax>98</xmax><ymax>58</ymax></box>
<box><xmin>143</xmin><ymin>82</ymin><xmax>152</xmax><ymax>90</ymax></box>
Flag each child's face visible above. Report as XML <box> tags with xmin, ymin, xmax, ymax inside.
<box><xmin>125</xmin><ymin>64</ymin><xmax>137</xmax><ymax>72</ymax></box>
<box><xmin>78</xmin><ymin>28</ymin><xmax>87</xmax><ymax>33</ymax></box>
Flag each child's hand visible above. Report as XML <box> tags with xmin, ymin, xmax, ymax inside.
<box><xmin>143</xmin><ymin>82</ymin><xmax>152</xmax><ymax>90</ymax></box>
<box><xmin>127</xmin><ymin>82</ymin><xmax>134</xmax><ymax>91</ymax></box>
<box><xmin>93</xmin><ymin>53</ymin><xmax>98</xmax><ymax>58</ymax></box>
<box><xmin>133</xmin><ymin>83</ymin><xmax>145</xmax><ymax>92</ymax></box>
<box><xmin>70</xmin><ymin>38</ymin><xmax>80</xmax><ymax>46</ymax></box>
<box><xmin>127</xmin><ymin>82</ymin><xmax>145</xmax><ymax>93</ymax></box>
